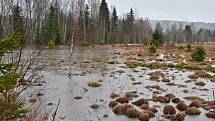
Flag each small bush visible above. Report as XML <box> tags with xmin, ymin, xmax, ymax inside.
<box><xmin>149</xmin><ymin>43</ymin><xmax>157</xmax><ymax>53</ymax></box>
<box><xmin>48</xmin><ymin>40</ymin><xmax>55</xmax><ymax>50</ymax></box>
<box><xmin>187</xmin><ymin>43</ymin><xmax>192</xmax><ymax>52</ymax></box>
<box><xmin>191</xmin><ymin>46</ymin><xmax>206</xmax><ymax>62</ymax></box>
<box><xmin>0</xmin><ymin>99</ymin><xmax>28</xmax><ymax>120</ymax></box>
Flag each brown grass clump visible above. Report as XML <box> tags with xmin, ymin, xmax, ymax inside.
<box><xmin>157</xmin><ymin>96</ymin><xmax>170</xmax><ymax>103</ymax></box>
<box><xmin>140</xmin><ymin>104</ymin><xmax>149</xmax><ymax>110</ymax></box>
<box><xmin>194</xmin><ymin>71</ymin><xmax>212</xmax><ymax>78</ymax></box>
<box><xmin>153</xmin><ymin>91</ymin><xmax>162</xmax><ymax>95</ymax></box>
<box><xmin>88</xmin><ymin>81</ymin><xmax>101</xmax><ymax>87</ymax></box>
<box><xmin>186</xmin><ymin>107</ymin><xmax>201</xmax><ymax>115</ymax></box>
<box><xmin>90</xmin><ymin>103</ymin><xmax>99</xmax><ymax>110</ymax></box>
<box><xmin>125</xmin><ymin>91</ymin><xmax>138</xmax><ymax>99</ymax></box>
<box><xmin>195</xmin><ymin>81</ymin><xmax>206</xmax><ymax>86</ymax></box>
<box><xmin>112</xmin><ymin>104</ymin><xmax>134</xmax><ymax>115</ymax></box>
<box><xmin>144</xmin><ymin>110</ymin><xmax>155</xmax><ymax>118</ymax></box>
<box><xmin>201</xmin><ymin>101</ymin><xmax>215</xmax><ymax>110</ymax></box>
<box><xmin>74</xmin><ymin>96</ymin><xmax>82</xmax><ymax>100</ymax></box>
<box><xmin>148</xmin><ymin>71</ymin><xmax>165</xmax><ymax>77</ymax></box>
<box><xmin>110</xmin><ymin>92</ymin><xmax>119</xmax><ymax>99</ymax></box>
<box><xmin>206</xmin><ymin>111</ymin><xmax>215</xmax><ymax>119</ymax></box>
<box><xmin>163</xmin><ymin>105</ymin><xmax>176</xmax><ymax>115</ymax></box>
<box><xmin>132</xmin><ymin>98</ymin><xmax>149</xmax><ymax>106</ymax></box>
<box><xmin>112</xmin><ymin>105</ymin><xmax>124</xmax><ymax>115</ymax></box>
<box><xmin>115</xmin><ymin>97</ymin><xmax>129</xmax><ymax>104</ymax></box>
<box><xmin>188</xmin><ymin>74</ymin><xmax>199</xmax><ymax>79</ymax></box>
<box><xmin>210</xmin><ymin>77</ymin><xmax>215</xmax><ymax>82</ymax></box>
<box><xmin>125</xmin><ymin>107</ymin><xmax>139</xmax><ymax>118</ymax></box>
<box><xmin>145</xmin><ymin>85</ymin><xmax>166</xmax><ymax>92</ymax></box>
<box><xmin>149</xmin><ymin>75</ymin><xmax>160</xmax><ymax>81</ymax></box>
<box><xmin>189</xmin><ymin>100</ymin><xmax>201</xmax><ymax>108</ymax></box>
<box><xmin>148</xmin><ymin>71</ymin><xmax>164</xmax><ymax>81</ymax></box>
<box><xmin>184</xmin><ymin>96</ymin><xmax>204</xmax><ymax>101</ymax></box>
<box><xmin>201</xmin><ymin>104</ymin><xmax>212</xmax><ymax>111</ymax></box>
<box><xmin>108</xmin><ymin>101</ymin><xmax>118</xmax><ymax>108</ymax></box>
<box><xmin>122</xmin><ymin>104</ymin><xmax>134</xmax><ymax>111</ymax></box>
<box><xmin>138</xmin><ymin>112</ymin><xmax>150</xmax><ymax>121</ymax></box>
<box><xmin>165</xmin><ymin>93</ymin><xmax>176</xmax><ymax>99</ymax></box>
<box><xmin>176</xmin><ymin>102</ymin><xmax>189</xmax><ymax>111</ymax></box>
<box><xmin>132</xmin><ymin>81</ymin><xmax>142</xmax><ymax>85</ymax></box>
<box><xmin>176</xmin><ymin>112</ymin><xmax>186</xmax><ymax>121</ymax></box>
<box><xmin>182</xmin><ymin>90</ymin><xmax>189</xmax><ymax>93</ymax></box>
<box><xmin>161</xmin><ymin>78</ymin><xmax>170</xmax><ymax>83</ymax></box>
<box><xmin>172</xmin><ymin>98</ymin><xmax>182</xmax><ymax>104</ymax></box>
<box><xmin>148</xmin><ymin>107</ymin><xmax>158</xmax><ymax>113</ymax></box>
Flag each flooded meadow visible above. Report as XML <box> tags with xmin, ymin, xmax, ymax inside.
<box><xmin>25</xmin><ymin>45</ymin><xmax>215</xmax><ymax>121</ymax></box>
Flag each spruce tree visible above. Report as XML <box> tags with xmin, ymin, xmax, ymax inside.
<box><xmin>128</xmin><ymin>8</ymin><xmax>134</xmax><ymax>30</ymax></box>
<box><xmin>126</xmin><ymin>8</ymin><xmax>134</xmax><ymax>43</ymax></box>
<box><xmin>151</xmin><ymin>30</ymin><xmax>163</xmax><ymax>47</ymax></box>
<box><xmin>42</xmin><ymin>1</ymin><xmax>61</xmax><ymax>45</ymax></box>
<box><xmin>12</xmin><ymin>4</ymin><xmax>24</xmax><ymax>44</ymax></box>
<box><xmin>111</xmin><ymin>7</ymin><xmax>118</xmax><ymax>44</ymax></box>
<box><xmin>99</xmin><ymin>0</ymin><xmax>110</xmax><ymax>44</ymax></box>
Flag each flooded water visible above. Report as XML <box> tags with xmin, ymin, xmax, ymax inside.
<box><xmin>24</xmin><ymin>47</ymin><xmax>215</xmax><ymax>121</ymax></box>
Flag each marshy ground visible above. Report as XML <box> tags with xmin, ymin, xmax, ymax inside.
<box><xmin>25</xmin><ymin>44</ymin><xmax>215</xmax><ymax>121</ymax></box>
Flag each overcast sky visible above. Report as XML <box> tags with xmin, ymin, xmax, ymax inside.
<box><xmin>106</xmin><ymin>0</ymin><xmax>215</xmax><ymax>23</ymax></box>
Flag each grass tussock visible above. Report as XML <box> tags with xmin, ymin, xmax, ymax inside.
<box><xmin>88</xmin><ymin>81</ymin><xmax>102</xmax><ymax>88</ymax></box>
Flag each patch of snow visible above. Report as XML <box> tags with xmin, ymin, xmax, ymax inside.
<box><xmin>157</xmin><ymin>53</ymin><xmax>165</xmax><ymax>60</ymax></box>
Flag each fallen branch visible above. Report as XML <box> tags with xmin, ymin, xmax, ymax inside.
<box><xmin>52</xmin><ymin>99</ymin><xmax>61</xmax><ymax>121</ymax></box>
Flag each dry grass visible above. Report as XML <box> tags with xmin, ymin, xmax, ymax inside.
<box><xmin>206</xmin><ymin>111</ymin><xmax>215</xmax><ymax>119</ymax></box>
<box><xmin>189</xmin><ymin>100</ymin><xmax>201</xmax><ymax>108</ymax></box>
<box><xmin>163</xmin><ymin>105</ymin><xmax>176</xmax><ymax>115</ymax></box>
<box><xmin>176</xmin><ymin>102</ymin><xmax>189</xmax><ymax>111</ymax></box>
<box><xmin>90</xmin><ymin>103</ymin><xmax>100</xmax><ymax>110</ymax></box>
<box><xmin>74</xmin><ymin>96</ymin><xmax>82</xmax><ymax>100</ymax></box>
<box><xmin>132</xmin><ymin>98</ymin><xmax>149</xmax><ymax>106</ymax></box>
<box><xmin>110</xmin><ymin>92</ymin><xmax>119</xmax><ymax>99</ymax></box>
<box><xmin>172</xmin><ymin>98</ymin><xmax>182</xmax><ymax>104</ymax></box>
<box><xmin>138</xmin><ymin>112</ymin><xmax>150</xmax><ymax>121</ymax></box>
<box><xmin>115</xmin><ymin>97</ymin><xmax>129</xmax><ymax>104</ymax></box>
<box><xmin>140</xmin><ymin>104</ymin><xmax>149</xmax><ymax>110</ymax></box>
<box><xmin>186</xmin><ymin>107</ymin><xmax>201</xmax><ymax>115</ymax></box>
<box><xmin>108</xmin><ymin>101</ymin><xmax>118</xmax><ymax>108</ymax></box>
<box><xmin>184</xmin><ymin>96</ymin><xmax>204</xmax><ymax>101</ymax></box>
<box><xmin>88</xmin><ymin>81</ymin><xmax>102</xmax><ymax>88</ymax></box>
<box><xmin>125</xmin><ymin>107</ymin><xmax>139</xmax><ymax>118</ymax></box>
<box><xmin>176</xmin><ymin>112</ymin><xmax>186</xmax><ymax>121</ymax></box>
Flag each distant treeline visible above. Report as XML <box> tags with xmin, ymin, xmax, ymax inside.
<box><xmin>0</xmin><ymin>0</ymin><xmax>215</xmax><ymax>46</ymax></box>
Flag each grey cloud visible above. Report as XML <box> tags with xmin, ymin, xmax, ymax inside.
<box><xmin>107</xmin><ymin>0</ymin><xmax>215</xmax><ymax>23</ymax></box>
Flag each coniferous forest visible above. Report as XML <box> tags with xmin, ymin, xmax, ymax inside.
<box><xmin>1</xmin><ymin>0</ymin><xmax>215</xmax><ymax>46</ymax></box>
